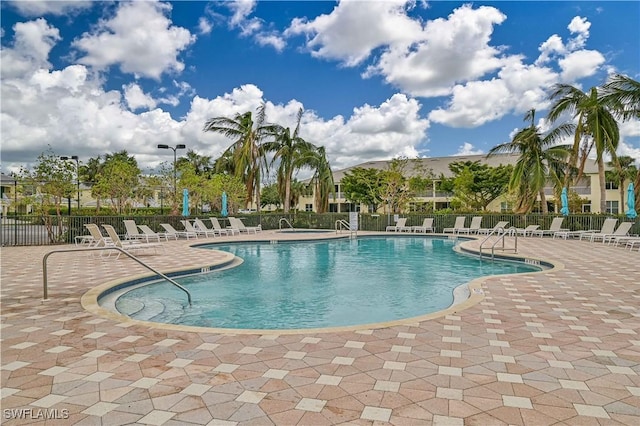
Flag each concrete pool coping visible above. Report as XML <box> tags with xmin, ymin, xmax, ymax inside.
<box><xmin>2</xmin><ymin>230</ymin><xmax>638</xmax><ymax>425</ymax></box>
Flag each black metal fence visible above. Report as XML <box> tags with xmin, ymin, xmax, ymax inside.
<box><xmin>1</xmin><ymin>213</ymin><xmax>638</xmax><ymax>247</ymax></box>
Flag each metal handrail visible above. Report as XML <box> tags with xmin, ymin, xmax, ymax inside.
<box><xmin>279</xmin><ymin>218</ymin><xmax>295</xmax><ymax>230</ymax></box>
<box><xmin>42</xmin><ymin>246</ymin><xmax>192</xmax><ymax>305</ymax></box>
<box><xmin>479</xmin><ymin>226</ymin><xmax>518</xmax><ymax>260</ymax></box>
<box><xmin>335</xmin><ymin>220</ymin><xmax>357</xmax><ymax>237</ymax></box>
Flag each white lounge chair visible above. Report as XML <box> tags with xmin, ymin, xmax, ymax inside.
<box><xmin>102</xmin><ymin>224</ymin><xmax>164</xmax><ymax>258</ymax></box>
<box><xmin>137</xmin><ymin>224</ymin><xmax>170</xmax><ymax>241</ymax></box>
<box><xmin>477</xmin><ymin>221</ymin><xmax>509</xmax><ymax>235</ymax></box>
<box><xmin>123</xmin><ymin>219</ymin><xmax>149</xmax><ymax>241</ymax></box>
<box><xmin>386</xmin><ymin>217</ymin><xmax>410</xmax><ymax>232</ymax></box>
<box><xmin>209</xmin><ymin>217</ymin><xmax>234</xmax><ymax>236</ymax></box>
<box><xmin>194</xmin><ymin>218</ymin><xmax>227</xmax><ymax>236</ymax></box>
<box><xmin>515</xmin><ymin>224</ymin><xmax>540</xmax><ymax>237</ymax></box>
<box><xmin>457</xmin><ymin>216</ymin><xmax>483</xmax><ymax>234</ymax></box>
<box><xmin>412</xmin><ymin>218</ymin><xmax>434</xmax><ymax>233</ymax></box>
<box><xmin>443</xmin><ymin>217</ymin><xmax>466</xmax><ymax>234</ymax></box>
<box><xmin>229</xmin><ymin>217</ymin><xmax>261</xmax><ymax>234</ymax></box>
<box><xmin>84</xmin><ymin>223</ymin><xmax>112</xmax><ymax>248</ymax></box>
<box><xmin>160</xmin><ymin>223</ymin><xmax>198</xmax><ymax>239</ymax></box>
<box><xmin>532</xmin><ymin>217</ymin><xmax>568</xmax><ymax>238</ymax></box>
<box><xmin>590</xmin><ymin>220</ymin><xmax>631</xmax><ymax>243</ymax></box>
<box><xmin>182</xmin><ymin>219</ymin><xmax>217</xmax><ymax>237</ymax></box>
<box><xmin>577</xmin><ymin>218</ymin><xmax>618</xmax><ymax>241</ymax></box>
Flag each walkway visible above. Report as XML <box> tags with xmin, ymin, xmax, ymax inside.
<box><xmin>1</xmin><ymin>231</ymin><xmax>639</xmax><ymax>425</ymax></box>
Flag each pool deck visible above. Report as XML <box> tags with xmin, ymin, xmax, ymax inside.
<box><xmin>1</xmin><ymin>231</ymin><xmax>639</xmax><ymax>425</ymax></box>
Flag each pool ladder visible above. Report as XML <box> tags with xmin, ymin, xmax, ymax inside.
<box><xmin>279</xmin><ymin>218</ymin><xmax>295</xmax><ymax>231</ymax></box>
<box><xmin>479</xmin><ymin>226</ymin><xmax>518</xmax><ymax>260</ymax></box>
<box><xmin>42</xmin><ymin>246</ymin><xmax>192</xmax><ymax>305</ymax></box>
<box><xmin>335</xmin><ymin>220</ymin><xmax>357</xmax><ymax>238</ymax></box>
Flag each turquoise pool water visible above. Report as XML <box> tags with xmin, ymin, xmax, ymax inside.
<box><xmin>114</xmin><ymin>237</ymin><xmax>540</xmax><ymax>330</ymax></box>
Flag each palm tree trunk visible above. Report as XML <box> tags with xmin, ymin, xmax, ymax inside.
<box><xmin>620</xmin><ymin>185</ymin><xmax>625</xmax><ymax>212</ymax></box>
<box><xmin>598</xmin><ymin>157</ymin><xmax>607</xmax><ymax>213</ymax></box>
<box><xmin>284</xmin><ymin>178</ymin><xmax>291</xmax><ymax>213</ymax></box>
<box><xmin>539</xmin><ymin>190</ymin><xmax>548</xmax><ymax>214</ymax></box>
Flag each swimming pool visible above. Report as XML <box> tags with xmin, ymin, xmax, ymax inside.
<box><xmin>111</xmin><ymin>237</ymin><xmax>541</xmax><ymax>330</ymax></box>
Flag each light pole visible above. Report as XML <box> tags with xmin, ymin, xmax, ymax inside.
<box><xmin>157</xmin><ymin>144</ymin><xmax>186</xmax><ymax>201</ymax></box>
<box><xmin>60</xmin><ymin>155</ymin><xmax>80</xmax><ymax>212</ymax></box>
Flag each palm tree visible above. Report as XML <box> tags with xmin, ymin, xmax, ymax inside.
<box><xmin>488</xmin><ymin>109</ymin><xmax>572</xmax><ymax>213</ymax></box>
<box><xmin>262</xmin><ymin>108</ymin><xmax>318</xmax><ymax>213</ymax></box>
<box><xmin>548</xmin><ymin>84</ymin><xmax>620</xmax><ymax>213</ymax></box>
<box><xmin>177</xmin><ymin>150</ymin><xmax>213</xmax><ymax>176</ymax></box>
<box><xmin>78</xmin><ymin>155</ymin><xmax>103</xmax><ymax>210</ymax></box>
<box><xmin>304</xmin><ymin>147</ymin><xmax>335</xmax><ymax>213</ymax></box>
<box><xmin>601</xmin><ymin>74</ymin><xmax>640</xmax><ymax>122</ymax></box>
<box><xmin>203</xmin><ymin>104</ymin><xmax>271</xmax><ymax>211</ymax></box>
<box><xmin>606</xmin><ymin>155</ymin><xmax>638</xmax><ymax>210</ymax></box>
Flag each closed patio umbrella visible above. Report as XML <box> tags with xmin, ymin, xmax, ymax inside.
<box><xmin>182</xmin><ymin>189</ymin><xmax>189</xmax><ymax>217</ymax></box>
<box><xmin>221</xmin><ymin>192</ymin><xmax>228</xmax><ymax>217</ymax></box>
<box><xmin>627</xmin><ymin>182</ymin><xmax>637</xmax><ymax>219</ymax></box>
<box><xmin>560</xmin><ymin>187</ymin><xmax>569</xmax><ymax>216</ymax></box>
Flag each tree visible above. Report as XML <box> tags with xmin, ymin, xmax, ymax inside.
<box><xmin>548</xmin><ymin>84</ymin><xmax>620</xmax><ymax>213</ymax></box>
<box><xmin>340</xmin><ymin>167</ymin><xmax>386</xmax><ymax>212</ymax></box>
<box><xmin>78</xmin><ymin>155</ymin><xmax>103</xmax><ymax>210</ymax></box>
<box><xmin>203</xmin><ymin>104</ymin><xmax>271</xmax><ymax>211</ymax></box>
<box><xmin>488</xmin><ymin>109</ymin><xmax>572</xmax><ymax>213</ymax></box>
<box><xmin>262</xmin><ymin>108</ymin><xmax>317</xmax><ymax>213</ymax></box>
<box><xmin>448</xmin><ymin>161</ymin><xmax>512</xmax><ymax>211</ymax></box>
<box><xmin>300</xmin><ymin>146</ymin><xmax>334</xmax><ymax>213</ymax></box>
<box><xmin>601</xmin><ymin>74</ymin><xmax>640</xmax><ymax>122</ymax></box>
<box><xmin>261</xmin><ymin>183</ymin><xmax>281</xmax><ymax>209</ymax></box>
<box><xmin>19</xmin><ymin>147</ymin><xmax>75</xmax><ymax>242</ymax></box>
<box><xmin>606</xmin><ymin>155</ymin><xmax>638</xmax><ymax>210</ymax></box>
<box><xmin>176</xmin><ymin>150</ymin><xmax>213</xmax><ymax>176</ymax></box>
<box><xmin>93</xmin><ymin>152</ymin><xmax>141</xmax><ymax>214</ymax></box>
<box><xmin>381</xmin><ymin>158</ymin><xmax>412</xmax><ymax>214</ymax></box>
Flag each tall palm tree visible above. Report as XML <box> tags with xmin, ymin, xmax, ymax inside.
<box><xmin>488</xmin><ymin>109</ymin><xmax>572</xmax><ymax>213</ymax></box>
<box><xmin>606</xmin><ymin>155</ymin><xmax>638</xmax><ymax>210</ymax></box>
<box><xmin>548</xmin><ymin>84</ymin><xmax>620</xmax><ymax>213</ymax></box>
<box><xmin>203</xmin><ymin>104</ymin><xmax>271</xmax><ymax>211</ymax></box>
<box><xmin>262</xmin><ymin>108</ymin><xmax>318</xmax><ymax>213</ymax></box>
<box><xmin>601</xmin><ymin>74</ymin><xmax>640</xmax><ymax>122</ymax></box>
<box><xmin>303</xmin><ymin>147</ymin><xmax>335</xmax><ymax>213</ymax></box>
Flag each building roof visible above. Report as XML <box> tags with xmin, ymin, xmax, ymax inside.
<box><xmin>0</xmin><ymin>173</ymin><xmax>17</xmax><ymax>185</ymax></box>
<box><xmin>330</xmin><ymin>153</ymin><xmax>603</xmax><ymax>182</ymax></box>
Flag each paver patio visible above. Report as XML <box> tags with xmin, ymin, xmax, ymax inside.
<box><xmin>1</xmin><ymin>231</ymin><xmax>639</xmax><ymax>425</ymax></box>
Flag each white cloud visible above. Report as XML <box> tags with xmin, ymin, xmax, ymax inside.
<box><xmin>198</xmin><ymin>17</ymin><xmax>213</xmax><ymax>35</ymax></box>
<box><xmin>567</xmin><ymin>16</ymin><xmax>590</xmax><ymax>50</ymax></box>
<box><xmin>368</xmin><ymin>4</ymin><xmax>507</xmax><ymax>97</ymax></box>
<box><xmin>454</xmin><ymin>143</ymin><xmax>484</xmax><ymax>156</ymax></box>
<box><xmin>8</xmin><ymin>0</ymin><xmax>93</xmax><ymax>17</ymax></box>
<box><xmin>0</xmin><ymin>18</ymin><xmax>61</xmax><ymax>78</ymax></box>
<box><xmin>559</xmin><ymin>49</ymin><xmax>605</xmax><ymax>82</ymax></box>
<box><xmin>255</xmin><ymin>33</ymin><xmax>286</xmax><ymax>52</ymax></box>
<box><xmin>72</xmin><ymin>1</ymin><xmax>195</xmax><ymax>79</ymax></box>
<box><xmin>124</xmin><ymin>83</ymin><xmax>157</xmax><ymax>111</ymax></box>
<box><xmin>285</xmin><ymin>0</ymin><xmax>423</xmax><ymax>67</ymax></box>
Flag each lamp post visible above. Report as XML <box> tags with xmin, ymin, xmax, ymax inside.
<box><xmin>60</xmin><ymin>155</ymin><xmax>80</xmax><ymax>213</ymax></box>
<box><xmin>157</xmin><ymin>144</ymin><xmax>186</xmax><ymax>200</ymax></box>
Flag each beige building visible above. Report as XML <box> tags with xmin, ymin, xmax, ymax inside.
<box><xmin>297</xmin><ymin>153</ymin><xmax>627</xmax><ymax>214</ymax></box>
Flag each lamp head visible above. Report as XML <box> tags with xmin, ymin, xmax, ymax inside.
<box><xmin>157</xmin><ymin>144</ymin><xmax>169</xmax><ymax>149</ymax></box>
<box><xmin>176</xmin><ymin>144</ymin><xmax>186</xmax><ymax>149</ymax></box>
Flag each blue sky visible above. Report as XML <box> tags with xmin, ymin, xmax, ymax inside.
<box><xmin>1</xmin><ymin>0</ymin><xmax>639</xmax><ymax>177</ymax></box>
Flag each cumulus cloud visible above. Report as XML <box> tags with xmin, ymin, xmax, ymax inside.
<box><xmin>198</xmin><ymin>17</ymin><xmax>213</xmax><ymax>35</ymax></box>
<box><xmin>8</xmin><ymin>0</ymin><xmax>93</xmax><ymax>17</ymax></box>
<box><xmin>123</xmin><ymin>83</ymin><xmax>157</xmax><ymax>111</ymax></box>
<box><xmin>72</xmin><ymin>1</ymin><xmax>195</xmax><ymax>79</ymax></box>
<box><xmin>454</xmin><ymin>143</ymin><xmax>484</xmax><ymax>156</ymax></box>
<box><xmin>285</xmin><ymin>0</ymin><xmax>423</xmax><ymax>66</ymax></box>
<box><xmin>0</xmin><ymin>18</ymin><xmax>61</xmax><ymax>78</ymax></box>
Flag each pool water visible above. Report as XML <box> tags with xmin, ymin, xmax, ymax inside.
<box><xmin>114</xmin><ymin>237</ymin><xmax>540</xmax><ymax>330</ymax></box>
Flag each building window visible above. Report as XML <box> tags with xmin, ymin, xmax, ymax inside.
<box><xmin>605</xmin><ymin>201</ymin><xmax>619</xmax><ymax>214</ymax></box>
<box><xmin>582</xmin><ymin>204</ymin><xmax>591</xmax><ymax>213</ymax></box>
<box><xmin>305</xmin><ymin>204</ymin><xmax>313</xmax><ymax>212</ymax></box>
<box><xmin>329</xmin><ymin>203</ymin><xmax>338</xmax><ymax>213</ymax></box>
<box><xmin>605</xmin><ymin>181</ymin><xmax>619</xmax><ymax>190</ymax></box>
<box><xmin>500</xmin><ymin>202</ymin><xmax>512</xmax><ymax>213</ymax></box>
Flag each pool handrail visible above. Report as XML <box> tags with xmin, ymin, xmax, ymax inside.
<box><xmin>42</xmin><ymin>246</ymin><xmax>192</xmax><ymax>305</ymax></box>
<box><xmin>479</xmin><ymin>226</ymin><xmax>518</xmax><ymax>260</ymax></box>
<box><xmin>279</xmin><ymin>218</ymin><xmax>295</xmax><ymax>231</ymax></box>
